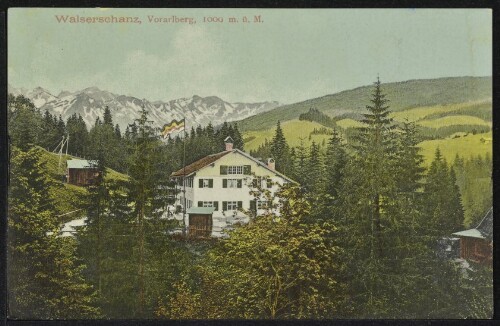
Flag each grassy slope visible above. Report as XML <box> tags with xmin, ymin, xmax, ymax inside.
<box><xmin>418</xmin><ymin>131</ymin><xmax>492</xmax><ymax>165</ymax></box>
<box><xmin>244</xmin><ymin>120</ymin><xmax>331</xmax><ymax>152</ymax></box>
<box><xmin>38</xmin><ymin>147</ymin><xmax>128</xmax><ymax>221</ymax></box>
<box><xmin>336</xmin><ymin>118</ymin><xmax>365</xmax><ymax>129</ymax></box>
<box><xmin>237</xmin><ymin>76</ymin><xmax>492</xmax><ymax>132</ymax></box>
<box><xmin>417</xmin><ymin>115</ymin><xmax>490</xmax><ymax>129</ymax></box>
<box><xmin>390</xmin><ymin>100</ymin><xmax>491</xmax><ymax>123</ymax></box>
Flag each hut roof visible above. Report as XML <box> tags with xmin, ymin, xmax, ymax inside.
<box><xmin>453</xmin><ymin>207</ymin><xmax>493</xmax><ymax>240</ymax></box>
<box><xmin>67</xmin><ymin>159</ymin><xmax>99</xmax><ymax>169</ymax></box>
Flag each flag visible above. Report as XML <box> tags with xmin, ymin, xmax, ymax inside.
<box><xmin>161</xmin><ymin>119</ymin><xmax>185</xmax><ymax>138</ymax></box>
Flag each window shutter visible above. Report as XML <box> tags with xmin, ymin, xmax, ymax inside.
<box><xmin>198</xmin><ymin>201</ymin><xmax>202</xmax><ymax>207</ymax></box>
<box><xmin>238</xmin><ymin>201</ymin><xmax>243</xmax><ymax>209</ymax></box>
<box><xmin>214</xmin><ymin>201</ymin><xmax>219</xmax><ymax>211</ymax></box>
<box><xmin>222</xmin><ymin>201</ymin><xmax>227</xmax><ymax>211</ymax></box>
<box><xmin>237</xmin><ymin>179</ymin><xmax>242</xmax><ymax>188</ymax></box>
<box><xmin>267</xmin><ymin>178</ymin><xmax>272</xmax><ymax>188</ymax></box>
<box><xmin>243</xmin><ymin>165</ymin><xmax>251</xmax><ymax>175</ymax></box>
<box><xmin>250</xmin><ymin>200</ymin><xmax>256</xmax><ymax>212</ymax></box>
<box><xmin>199</xmin><ymin>179</ymin><xmax>203</xmax><ymax>188</ymax></box>
<box><xmin>220</xmin><ymin>165</ymin><xmax>228</xmax><ymax>175</ymax></box>
<box><xmin>209</xmin><ymin>179</ymin><xmax>213</xmax><ymax>188</ymax></box>
<box><xmin>223</xmin><ymin>179</ymin><xmax>227</xmax><ymax>188</ymax></box>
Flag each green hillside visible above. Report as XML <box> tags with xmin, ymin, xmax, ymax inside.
<box><xmin>417</xmin><ymin>115</ymin><xmax>490</xmax><ymax>129</ymax></box>
<box><xmin>238</xmin><ymin>76</ymin><xmax>491</xmax><ymax>132</ymax></box>
<box><xmin>390</xmin><ymin>100</ymin><xmax>491</xmax><ymax>123</ymax></box>
<box><xmin>419</xmin><ymin>131</ymin><xmax>492</xmax><ymax>165</ymax></box>
<box><xmin>244</xmin><ymin>120</ymin><xmax>331</xmax><ymax>152</ymax></box>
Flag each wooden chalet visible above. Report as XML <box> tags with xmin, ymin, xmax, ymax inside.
<box><xmin>452</xmin><ymin>207</ymin><xmax>493</xmax><ymax>265</ymax></box>
<box><xmin>66</xmin><ymin>159</ymin><xmax>101</xmax><ymax>186</ymax></box>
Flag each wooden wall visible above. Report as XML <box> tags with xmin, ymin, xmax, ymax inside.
<box><xmin>67</xmin><ymin>168</ymin><xmax>100</xmax><ymax>187</ymax></box>
<box><xmin>459</xmin><ymin>237</ymin><xmax>492</xmax><ymax>265</ymax></box>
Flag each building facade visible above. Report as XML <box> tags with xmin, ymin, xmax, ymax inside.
<box><xmin>170</xmin><ymin>137</ymin><xmax>295</xmax><ymax>237</ymax></box>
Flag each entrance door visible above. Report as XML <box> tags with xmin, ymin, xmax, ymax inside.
<box><xmin>188</xmin><ymin>214</ymin><xmax>213</xmax><ymax>238</ymax></box>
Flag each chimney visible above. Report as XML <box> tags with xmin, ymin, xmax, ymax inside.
<box><xmin>267</xmin><ymin>158</ymin><xmax>275</xmax><ymax>170</ymax></box>
<box><xmin>224</xmin><ymin>136</ymin><xmax>234</xmax><ymax>151</ymax></box>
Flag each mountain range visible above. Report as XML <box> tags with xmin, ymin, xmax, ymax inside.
<box><xmin>7</xmin><ymin>84</ymin><xmax>280</xmax><ymax>132</ymax></box>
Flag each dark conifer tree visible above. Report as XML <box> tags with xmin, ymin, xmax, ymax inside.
<box><xmin>270</xmin><ymin>121</ymin><xmax>292</xmax><ymax>175</ymax></box>
<box><xmin>8</xmin><ymin>147</ymin><xmax>99</xmax><ymax>318</ymax></box>
<box><xmin>423</xmin><ymin>148</ymin><xmax>464</xmax><ymax>235</ymax></box>
<box><xmin>103</xmin><ymin>106</ymin><xmax>113</xmax><ymax>126</ymax></box>
<box><xmin>232</xmin><ymin>123</ymin><xmax>244</xmax><ymax>150</ymax></box>
<box><xmin>305</xmin><ymin>141</ymin><xmax>324</xmax><ymax>193</ymax></box>
<box><xmin>114</xmin><ymin>124</ymin><xmax>122</xmax><ymax>139</ymax></box>
<box><xmin>127</xmin><ymin>107</ymin><xmax>171</xmax><ymax>317</ymax></box>
<box><xmin>8</xmin><ymin>95</ymin><xmax>43</xmax><ymax>151</ymax></box>
<box><xmin>324</xmin><ymin>129</ymin><xmax>348</xmax><ymax>199</ymax></box>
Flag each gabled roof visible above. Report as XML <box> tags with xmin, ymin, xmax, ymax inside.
<box><xmin>171</xmin><ymin>151</ymin><xmax>230</xmax><ymax>177</ymax></box>
<box><xmin>453</xmin><ymin>207</ymin><xmax>493</xmax><ymax>240</ymax></box>
<box><xmin>233</xmin><ymin>149</ymin><xmax>297</xmax><ymax>183</ymax></box>
<box><xmin>170</xmin><ymin>149</ymin><xmax>297</xmax><ymax>183</ymax></box>
<box><xmin>67</xmin><ymin>159</ymin><xmax>99</xmax><ymax>169</ymax></box>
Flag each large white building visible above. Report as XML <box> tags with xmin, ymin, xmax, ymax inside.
<box><xmin>170</xmin><ymin>137</ymin><xmax>295</xmax><ymax>237</ymax></box>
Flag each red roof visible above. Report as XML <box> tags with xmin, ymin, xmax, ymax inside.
<box><xmin>171</xmin><ymin>151</ymin><xmax>230</xmax><ymax>177</ymax></box>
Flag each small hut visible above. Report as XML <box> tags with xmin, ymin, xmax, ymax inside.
<box><xmin>66</xmin><ymin>159</ymin><xmax>101</xmax><ymax>186</ymax></box>
<box><xmin>452</xmin><ymin>208</ymin><xmax>493</xmax><ymax>265</ymax></box>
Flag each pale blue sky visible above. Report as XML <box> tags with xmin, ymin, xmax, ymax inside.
<box><xmin>8</xmin><ymin>8</ymin><xmax>491</xmax><ymax>104</ymax></box>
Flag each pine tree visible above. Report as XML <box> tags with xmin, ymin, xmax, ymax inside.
<box><xmin>40</xmin><ymin>110</ymin><xmax>60</xmax><ymax>150</ymax></box>
<box><xmin>324</xmin><ymin>129</ymin><xmax>348</xmax><ymax>199</ymax></box>
<box><xmin>292</xmin><ymin>138</ymin><xmax>308</xmax><ymax>185</ymax></box>
<box><xmin>423</xmin><ymin>148</ymin><xmax>464</xmax><ymax>235</ymax></box>
<box><xmin>270</xmin><ymin>121</ymin><xmax>292</xmax><ymax>175</ymax></box>
<box><xmin>351</xmin><ymin>76</ymin><xmax>396</xmax><ymax>259</ymax></box>
<box><xmin>114</xmin><ymin>124</ymin><xmax>121</xmax><ymax>139</ymax></box>
<box><xmin>8</xmin><ymin>95</ymin><xmax>43</xmax><ymax>151</ymax></box>
<box><xmin>127</xmin><ymin>107</ymin><xmax>171</xmax><ymax>317</ymax></box>
<box><xmin>232</xmin><ymin>123</ymin><xmax>244</xmax><ymax>150</ymax></box>
<box><xmin>66</xmin><ymin>114</ymin><xmax>89</xmax><ymax>157</ymax></box>
<box><xmin>334</xmin><ymin>78</ymin><xmax>436</xmax><ymax>317</ymax></box>
<box><xmin>8</xmin><ymin>147</ymin><xmax>100</xmax><ymax>318</ymax></box>
<box><xmin>103</xmin><ymin>106</ymin><xmax>113</xmax><ymax>126</ymax></box>
<box><xmin>305</xmin><ymin>141</ymin><xmax>324</xmax><ymax>193</ymax></box>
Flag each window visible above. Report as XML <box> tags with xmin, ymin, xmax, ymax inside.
<box><xmin>223</xmin><ymin>201</ymin><xmax>242</xmax><ymax>211</ymax></box>
<box><xmin>228</xmin><ymin>166</ymin><xmax>243</xmax><ymax>174</ymax></box>
<box><xmin>184</xmin><ymin>177</ymin><xmax>193</xmax><ymax>188</ymax></box>
<box><xmin>266</xmin><ymin>178</ymin><xmax>273</xmax><ymax>189</ymax></box>
<box><xmin>227</xmin><ymin>201</ymin><xmax>238</xmax><ymax>210</ymax></box>
<box><xmin>223</xmin><ymin>179</ymin><xmax>242</xmax><ymax>188</ymax></box>
<box><xmin>198</xmin><ymin>201</ymin><xmax>219</xmax><ymax>210</ymax></box>
<box><xmin>185</xmin><ymin>199</ymin><xmax>192</xmax><ymax>208</ymax></box>
<box><xmin>257</xmin><ymin>200</ymin><xmax>268</xmax><ymax>210</ymax></box>
<box><xmin>220</xmin><ymin>165</ymin><xmax>251</xmax><ymax>175</ymax></box>
<box><xmin>199</xmin><ymin>178</ymin><xmax>213</xmax><ymax>188</ymax></box>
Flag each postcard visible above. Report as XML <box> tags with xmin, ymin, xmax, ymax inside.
<box><xmin>7</xmin><ymin>8</ymin><xmax>492</xmax><ymax>319</ymax></box>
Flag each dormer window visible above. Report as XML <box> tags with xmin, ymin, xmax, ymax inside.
<box><xmin>228</xmin><ymin>166</ymin><xmax>243</xmax><ymax>174</ymax></box>
<box><xmin>220</xmin><ymin>165</ymin><xmax>251</xmax><ymax>175</ymax></box>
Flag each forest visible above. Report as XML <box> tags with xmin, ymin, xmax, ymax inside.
<box><xmin>7</xmin><ymin>79</ymin><xmax>492</xmax><ymax>319</ymax></box>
